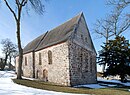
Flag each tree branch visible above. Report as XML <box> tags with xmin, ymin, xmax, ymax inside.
<box><xmin>4</xmin><ymin>0</ymin><xmax>18</xmax><ymax>21</ymax></box>
<box><xmin>94</xmin><ymin>29</ymin><xmax>106</xmax><ymax>38</ymax></box>
<box><xmin>118</xmin><ymin>22</ymin><xmax>130</xmax><ymax>35</ymax></box>
<box><xmin>19</xmin><ymin>0</ymin><xmax>28</xmax><ymax>6</ymax></box>
<box><xmin>15</xmin><ymin>0</ymin><xmax>20</xmax><ymax>8</ymax></box>
<box><xmin>15</xmin><ymin>0</ymin><xmax>20</xmax><ymax>5</ymax></box>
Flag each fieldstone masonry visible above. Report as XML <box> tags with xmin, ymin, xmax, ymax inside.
<box><xmin>34</xmin><ymin>42</ymin><xmax>70</xmax><ymax>86</ymax></box>
<box><xmin>68</xmin><ymin>41</ymin><xmax>97</xmax><ymax>86</ymax></box>
<box><xmin>22</xmin><ymin>52</ymin><xmax>34</xmax><ymax>77</ymax></box>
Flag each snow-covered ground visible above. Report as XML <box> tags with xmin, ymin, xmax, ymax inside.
<box><xmin>98</xmin><ymin>77</ymin><xmax>130</xmax><ymax>86</ymax></box>
<box><xmin>1</xmin><ymin>71</ymin><xmax>130</xmax><ymax>95</ymax></box>
<box><xmin>75</xmin><ymin>77</ymin><xmax>130</xmax><ymax>89</ymax></box>
<box><xmin>0</xmin><ymin>71</ymin><xmax>87</xmax><ymax>95</ymax></box>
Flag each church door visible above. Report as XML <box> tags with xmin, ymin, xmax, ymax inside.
<box><xmin>43</xmin><ymin>69</ymin><xmax>48</xmax><ymax>82</ymax></box>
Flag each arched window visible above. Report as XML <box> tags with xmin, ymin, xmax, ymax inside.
<box><xmin>39</xmin><ymin>53</ymin><xmax>42</xmax><ymax>65</ymax></box>
<box><xmin>25</xmin><ymin>57</ymin><xmax>27</xmax><ymax>66</ymax></box>
<box><xmin>48</xmin><ymin>50</ymin><xmax>52</xmax><ymax>64</ymax></box>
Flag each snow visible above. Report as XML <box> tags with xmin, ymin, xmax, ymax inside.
<box><xmin>97</xmin><ymin>77</ymin><xmax>130</xmax><ymax>86</ymax></box>
<box><xmin>1</xmin><ymin>71</ymin><xmax>130</xmax><ymax>94</ymax></box>
<box><xmin>22</xmin><ymin>76</ymin><xmax>36</xmax><ymax>81</ymax></box>
<box><xmin>0</xmin><ymin>71</ymin><xmax>88</xmax><ymax>95</ymax></box>
<box><xmin>75</xmin><ymin>77</ymin><xmax>130</xmax><ymax>89</ymax></box>
<box><xmin>75</xmin><ymin>84</ymin><xmax>106</xmax><ymax>89</ymax></box>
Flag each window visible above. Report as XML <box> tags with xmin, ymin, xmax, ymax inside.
<box><xmin>81</xmin><ymin>34</ymin><xmax>84</xmax><ymax>41</ymax></box>
<box><xmin>48</xmin><ymin>50</ymin><xmax>52</xmax><ymax>64</ymax></box>
<box><xmin>25</xmin><ymin>57</ymin><xmax>27</xmax><ymax>66</ymax></box>
<box><xmin>39</xmin><ymin>53</ymin><xmax>42</xmax><ymax>65</ymax></box>
<box><xmin>85</xmin><ymin>37</ymin><xmax>87</xmax><ymax>43</ymax></box>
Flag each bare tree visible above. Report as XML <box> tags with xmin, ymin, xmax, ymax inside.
<box><xmin>94</xmin><ymin>18</ymin><xmax>114</xmax><ymax>73</ymax></box>
<box><xmin>107</xmin><ymin>0</ymin><xmax>130</xmax><ymax>7</ymax></box>
<box><xmin>1</xmin><ymin>38</ymin><xmax>17</xmax><ymax>70</ymax></box>
<box><xmin>107</xmin><ymin>0</ymin><xmax>130</xmax><ymax>36</ymax></box>
<box><xmin>8</xmin><ymin>47</ymin><xmax>18</xmax><ymax>70</ymax></box>
<box><xmin>94</xmin><ymin>19</ymin><xmax>113</xmax><ymax>43</ymax></box>
<box><xmin>94</xmin><ymin>0</ymin><xmax>130</xmax><ymax>41</ymax></box>
<box><xmin>1</xmin><ymin>0</ymin><xmax>45</xmax><ymax>79</ymax></box>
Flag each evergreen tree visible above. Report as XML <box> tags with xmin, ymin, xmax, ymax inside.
<box><xmin>98</xmin><ymin>36</ymin><xmax>130</xmax><ymax>82</ymax></box>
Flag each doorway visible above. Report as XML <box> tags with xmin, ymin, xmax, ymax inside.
<box><xmin>43</xmin><ymin>69</ymin><xmax>48</xmax><ymax>82</ymax></box>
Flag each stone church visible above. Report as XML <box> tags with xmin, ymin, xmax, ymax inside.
<box><xmin>16</xmin><ymin>12</ymin><xmax>97</xmax><ymax>86</ymax></box>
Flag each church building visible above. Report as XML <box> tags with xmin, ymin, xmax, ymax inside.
<box><xmin>16</xmin><ymin>12</ymin><xmax>97</xmax><ymax>86</ymax></box>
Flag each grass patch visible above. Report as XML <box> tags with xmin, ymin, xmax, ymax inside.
<box><xmin>13</xmin><ymin>79</ymin><xmax>130</xmax><ymax>95</ymax></box>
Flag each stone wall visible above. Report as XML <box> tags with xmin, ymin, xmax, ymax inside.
<box><xmin>15</xmin><ymin>53</ymin><xmax>34</xmax><ymax>78</ymax></box>
<box><xmin>68</xmin><ymin>41</ymin><xmax>97</xmax><ymax>86</ymax></box>
<box><xmin>34</xmin><ymin>42</ymin><xmax>70</xmax><ymax>86</ymax></box>
<box><xmin>67</xmin><ymin>15</ymin><xmax>97</xmax><ymax>86</ymax></box>
<box><xmin>73</xmin><ymin>15</ymin><xmax>95</xmax><ymax>53</ymax></box>
<box><xmin>22</xmin><ymin>52</ymin><xmax>34</xmax><ymax>78</ymax></box>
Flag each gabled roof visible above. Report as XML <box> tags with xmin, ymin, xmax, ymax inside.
<box><xmin>23</xmin><ymin>13</ymin><xmax>82</xmax><ymax>54</ymax></box>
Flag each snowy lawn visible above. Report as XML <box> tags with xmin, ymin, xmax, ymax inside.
<box><xmin>13</xmin><ymin>79</ymin><xmax>130</xmax><ymax>95</ymax></box>
<box><xmin>1</xmin><ymin>71</ymin><xmax>130</xmax><ymax>95</ymax></box>
<box><xmin>0</xmin><ymin>71</ymin><xmax>87</xmax><ymax>95</ymax></box>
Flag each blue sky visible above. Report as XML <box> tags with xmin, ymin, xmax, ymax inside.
<box><xmin>0</xmin><ymin>0</ymin><xmax>129</xmax><ymax>71</ymax></box>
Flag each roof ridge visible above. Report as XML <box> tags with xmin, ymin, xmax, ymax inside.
<box><xmin>47</xmin><ymin>12</ymin><xmax>83</xmax><ymax>33</ymax></box>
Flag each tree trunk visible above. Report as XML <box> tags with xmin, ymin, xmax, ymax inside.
<box><xmin>102</xmin><ymin>65</ymin><xmax>105</xmax><ymax>73</ymax></box>
<box><xmin>9</xmin><ymin>56</ymin><xmax>11</xmax><ymax>70</ymax></box>
<box><xmin>120</xmin><ymin>74</ymin><xmax>125</xmax><ymax>82</ymax></box>
<box><xmin>0</xmin><ymin>59</ymin><xmax>6</xmax><ymax>70</ymax></box>
<box><xmin>16</xmin><ymin>20</ymin><xmax>23</xmax><ymax>79</ymax></box>
<box><xmin>4</xmin><ymin>54</ymin><xmax>8</xmax><ymax>65</ymax></box>
<box><xmin>102</xmin><ymin>36</ymin><xmax>109</xmax><ymax>73</ymax></box>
